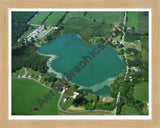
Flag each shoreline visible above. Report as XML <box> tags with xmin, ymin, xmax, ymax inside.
<box><xmin>36</xmin><ymin>34</ymin><xmax>125</xmax><ymax>96</ymax></box>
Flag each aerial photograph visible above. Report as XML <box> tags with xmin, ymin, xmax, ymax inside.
<box><xmin>11</xmin><ymin>10</ymin><xmax>149</xmax><ymax>116</ymax></box>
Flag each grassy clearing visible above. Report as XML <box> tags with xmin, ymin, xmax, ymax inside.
<box><xmin>121</xmin><ymin>105</ymin><xmax>140</xmax><ymax>115</ymax></box>
<box><xmin>133</xmin><ymin>82</ymin><xmax>149</xmax><ymax>102</ymax></box>
<box><xmin>30</xmin><ymin>12</ymin><xmax>51</xmax><ymax>25</ymax></box>
<box><xmin>84</xmin><ymin>12</ymin><xmax>124</xmax><ymax>24</ymax></box>
<box><xmin>12</xmin><ymin>78</ymin><xmax>60</xmax><ymax>115</ymax></box>
<box><xmin>127</xmin><ymin>12</ymin><xmax>138</xmax><ymax>29</ymax></box>
<box><xmin>138</xmin><ymin>12</ymin><xmax>149</xmax><ymax>34</ymax></box>
<box><xmin>45</xmin><ymin>12</ymin><xmax>65</xmax><ymax>25</ymax></box>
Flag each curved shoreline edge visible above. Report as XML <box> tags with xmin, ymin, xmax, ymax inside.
<box><xmin>36</xmin><ymin>34</ymin><xmax>124</xmax><ymax>96</ymax></box>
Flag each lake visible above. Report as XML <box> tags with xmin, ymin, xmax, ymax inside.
<box><xmin>37</xmin><ymin>34</ymin><xmax>123</xmax><ymax>96</ymax></box>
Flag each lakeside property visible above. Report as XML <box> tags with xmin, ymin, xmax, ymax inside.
<box><xmin>11</xmin><ymin>11</ymin><xmax>149</xmax><ymax>116</ymax></box>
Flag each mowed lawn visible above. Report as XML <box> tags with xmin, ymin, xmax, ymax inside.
<box><xmin>121</xmin><ymin>105</ymin><xmax>140</xmax><ymax>115</ymax></box>
<box><xmin>12</xmin><ymin>78</ymin><xmax>60</xmax><ymax>115</ymax></box>
<box><xmin>45</xmin><ymin>12</ymin><xmax>65</xmax><ymax>25</ymax></box>
<box><xmin>133</xmin><ymin>82</ymin><xmax>149</xmax><ymax>102</ymax></box>
<box><xmin>85</xmin><ymin>12</ymin><xmax>124</xmax><ymax>24</ymax></box>
<box><xmin>127</xmin><ymin>12</ymin><xmax>138</xmax><ymax>29</ymax></box>
<box><xmin>30</xmin><ymin>12</ymin><xmax>51</xmax><ymax>25</ymax></box>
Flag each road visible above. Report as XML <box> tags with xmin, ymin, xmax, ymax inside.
<box><xmin>57</xmin><ymin>89</ymin><xmax>115</xmax><ymax>114</ymax></box>
<box><xmin>114</xmin><ymin>11</ymin><xmax>128</xmax><ymax>115</ymax></box>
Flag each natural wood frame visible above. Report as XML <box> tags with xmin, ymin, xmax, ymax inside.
<box><xmin>0</xmin><ymin>0</ymin><xmax>160</xmax><ymax>127</ymax></box>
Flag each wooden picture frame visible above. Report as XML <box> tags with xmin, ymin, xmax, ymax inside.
<box><xmin>0</xmin><ymin>0</ymin><xmax>160</xmax><ymax>127</ymax></box>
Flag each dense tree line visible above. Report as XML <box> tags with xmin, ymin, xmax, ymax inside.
<box><xmin>12</xmin><ymin>45</ymin><xmax>49</xmax><ymax>73</ymax></box>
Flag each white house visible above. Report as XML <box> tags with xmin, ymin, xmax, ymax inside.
<box><xmin>73</xmin><ymin>92</ymin><xmax>79</xmax><ymax>99</ymax></box>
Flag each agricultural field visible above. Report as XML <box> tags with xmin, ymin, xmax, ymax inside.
<box><xmin>138</xmin><ymin>12</ymin><xmax>149</xmax><ymax>34</ymax></box>
<box><xmin>133</xmin><ymin>82</ymin><xmax>149</xmax><ymax>102</ymax></box>
<box><xmin>84</xmin><ymin>12</ymin><xmax>124</xmax><ymax>24</ymax></box>
<box><xmin>141</xmin><ymin>36</ymin><xmax>149</xmax><ymax>80</ymax></box>
<box><xmin>12</xmin><ymin>78</ymin><xmax>60</xmax><ymax>115</ymax></box>
<box><xmin>62</xmin><ymin>12</ymin><xmax>85</xmax><ymax>23</ymax></box>
<box><xmin>30</xmin><ymin>12</ymin><xmax>51</xmax><ymax>25</ymax></box>
<box><xmin>127</xmin><ymin>12</ymin><xmax>138</xmax><ymax>30</ymax></box>
<box><xmin>121</xmin><ymin>105</ymin><xmax>140</xmax><ymax>115</ymax></box>
<box><xmin>45</xmin><ymin>12</ymin><xmax>65</xmax><ymax>25</ymax></box>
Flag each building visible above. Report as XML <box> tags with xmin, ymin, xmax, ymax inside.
<box><xmin>63</xmin><ymin>98</ymin><xmax>67</xmax><ymax>103</ymax></box>
<box><xmin>18</xmin><ymin>74</ymin><xmax>22</xmax><ymax>78</ymax></box>
<box><xmin>73</xmin><ymin>92</ymin><xmax>79</xmax><ymax>99</ymax></box>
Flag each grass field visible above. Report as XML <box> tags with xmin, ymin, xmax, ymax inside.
<box><xmin>127</xmin><ymin>12</ymin><xmax>138</xmax><ymax>29</ymax></box>
<box><xmin>45</xmin><ymin>12</ymin><xmax>65</xmax><ymax>25</ymax></box>
<box><xmin>30</xmin><ymin>12</ymin><xmax>51</xmax><ymax>25</ymax></box>
<box><xmin>84</xmin><ymin>12</ymin><xmax>124</xmax><ymax>24</ymax></box>
<box><xmin>138</xmin><ymin>12</ymin><xmax>149</xmax><ymax>34</ymax></box>
<box><xmin>141</xmin><ymin>36</ymin><xmax>149</xmax><ymax>80</ymax></box>
<box><xmin>62</xmin><ymin>12</ymin><xmax>85</xmax><ymax>23</ymax></box>
<box><xmin>121</xmin><ymin>105</ymin><xmax>140</xmax><ymax>115</ymax></box>
<box><xmin>12</xmin><ymin>78</ymin><xmax>60</xmax><ymax>115</ymax></box>
<box><xmin>133</xmin><ymin>82</ymin><xmax>149</xmax><ymax>102</ymax></box>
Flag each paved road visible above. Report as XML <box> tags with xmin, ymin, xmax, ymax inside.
<box><xmin>114</xmin><ymin>11</ymin><xmax>128</xmax><ymax>115</ymax></box>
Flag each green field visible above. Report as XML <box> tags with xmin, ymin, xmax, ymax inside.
<box><xmin>84</xmin><ymin>12</ymin><xmax>124</xmax><ymax>24</ymax></box>
<box><xmin>133</xmin><ymin>82</ymin><xmax>149</xmax><ymax>102</ymax></box>
<box><xmin>62</xmin><ymin>12</ymin><xmax>85</xmax><ymax>23</ymax></box>
<box><xmin>45</xmin><ymin>12</ymin><xmax>65</xmax><ymax>25</ymax></box>
<box><xmin>12</xmin><ymin>78</ymin><xmax>60</xmax><ymax>115</ymax></box>
<box><xmin>141</xmin><ymin>36</ymin><xmax>149</xmax><ymax>80</ymax></box>
<box><xmin>127</xmin><ymin>12</ymin><xmax>138</xmax><ymax>29</ymax></box>
<box><xmin>138</xmin><ymin>12</ymin><xmax>149</xmax><ymax>34</ymax></box>
<box><xmin>30</xmin><ymin>12</ymin><xmax>51</xmax><ymax>24</ymax></box>
<box><xmin>121</xmin><ymin>105</ymin><xmax>140</xmax><ymax>115</ymax></box>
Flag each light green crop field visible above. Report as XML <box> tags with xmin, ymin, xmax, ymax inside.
<box><xmin>127</xmin><ymin>12</ymin><xmax>138</xmax><ymax>29</ymax></box>
<box><xmin>45</xmin><ymin>12</ymin><xmax>65</xmax><ymax>25</ymax></box>
<box><xmin>121</xmin><ymin>105</ymin><xmax>140</xmax><ymax>115</ymax></box>
<box><xmin>62</xmin><ymin>12</ymin><xmax>85</xmax><ymax>23</ymax></box>
<box><xmin>84</xmin><ymin>12</ymin><xmax>124</xmax><ymax>24</ymax></box>
<box><xmin>133</xmin><ymin>82</ymin><xmax>149</xmax><ymax>102</ymax></box>
<box><xmin>30</xmin><ymin>12</ymin><xmax>51</xmax><ymax>25</ymax></box>
<box><xmin>138</xmin><ymin>12</ymin><xmax>149</xmax><ymax>34</ymax></box>
<box><xmin>12</xmin><ymin>78</ymin><xmax>60</xmax><ymax>115</ymax></box>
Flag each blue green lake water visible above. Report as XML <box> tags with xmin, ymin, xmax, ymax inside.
<box><xmin>37</xmin><ymin>34</ymin><xmax>123</xmax><ymax>96</ymax></box>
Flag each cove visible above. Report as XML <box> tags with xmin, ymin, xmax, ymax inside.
<box><xmin>37</xmin><ymin>34</ymin><xmax>123</xmax><ymax>96</ymax></box>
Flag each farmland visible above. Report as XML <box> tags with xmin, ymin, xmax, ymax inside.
<box><xmin>138</xmin><ymin>12</ymin><xmax>149</xmax><ymax>34</ymax></box>
<box><xmin>84</xmin><ymin>12</ymin><xmax>124</xmax><ymax>24</ymax></box>
<box><xmin>141</xmin><ymin>36</ymin><xmax>149</xmax><ymax>80</ymax></box>
<box><xmin>12</xmin><ymin>78</ymin><xmax>60</xmax><ymax>115</ymax></box>
<box><xmin>133</xmin><ymin>82</ymin><xmax>149</xmax><ymax>102</ymax></box>
<box><xmin>30</xmin><ymin>12</ymin><xmax>51</xmax><ymax>25</ymax></box>
<box><xmin>127</xmin><ymin>12</ymin><xmax>138</xmax><ymax>30</ymax></box>
<box><xmin>45</xmin><ymin>12</ymin><xmax>65</xmax><ymax>25</ymax></box>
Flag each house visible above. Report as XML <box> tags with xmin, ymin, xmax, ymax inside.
<box><xmin>18</xmin><ymin>74</ymin><xmax>22</xmax><ymax>78</ymax></box>
<box><xmin>63</xmin><ymin>98</ymin><xmax>67</xmax><ymax>103</ymax></box>
<box><xmin>73</xmin><ymin>92</ymin><xmax>79</xmax><ymax>99</ymax></box>
<box><xmin>134</xmin><ymin>43</ymin><xmax>137</xmax><ymax>46</ymax></box>
<box><xmin>38</xmin><ymin>73</ymin><xmax>43</xmax><ymax>78</ymax></box>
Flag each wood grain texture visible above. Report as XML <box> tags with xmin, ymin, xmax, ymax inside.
<box><xmin>0</xmin><ymin>0</ymin><xmax>160</xmax><ymax>127</ymax></box>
